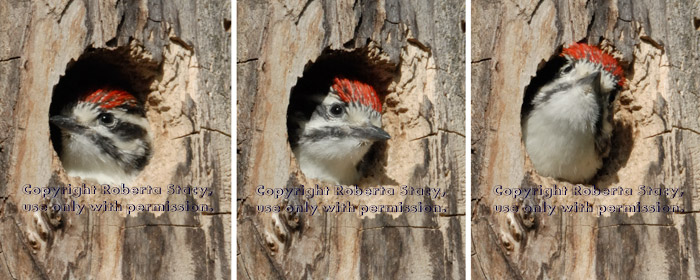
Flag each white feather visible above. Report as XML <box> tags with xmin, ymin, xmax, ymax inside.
<box><xmin>58</xmin><ymin>103</ymin><xmax>150</xmax><ymax>185</ymax></box>
<box><xmin>523</xmin><ymin>61</ymin><xmax>614</xmax><ymax>183</ymax></box>
<box><xmin>293</xmin><ymin>91</ymin><xmax>382</xmax><ymax>185</ymax></box>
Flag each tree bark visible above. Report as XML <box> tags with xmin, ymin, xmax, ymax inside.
<box><xmin>237</xmin><ymin>0</ymin><xmax>465</xmax><ymax>279</ymax></box>
<box><xmin>0</xmin><ymin>1</ymin><xmax>231</xmax><ymax>279</ymax></box>
<box><xmin>472</xmin><ymin>0</ymin><xmax>700</xmax><ymax>279</ymax></box>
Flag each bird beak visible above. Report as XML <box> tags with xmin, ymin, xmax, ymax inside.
<box><xmin>50</xmin><ymin>115</ymin><xmax>86</xmax><ymax>133</ymax></box>
<box><xmin>581</xmin><ymin>71</ymin><xmax>602</xmax><ymax>94</ymax></box>
<box><xmin>359</xmin><ymin>125</ymin><xmax>391</xmax><ymax>141</ymax></box>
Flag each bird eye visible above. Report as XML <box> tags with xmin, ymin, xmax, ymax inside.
<box><xmin>561</xmin><ymin>64</ymin><xmax>573</xmax><ymax>74</ymax></box>
<box><xmin>98</xmin><ymin>113</ymin><xmax>116</xmax><ymax>126</ymax></box>
<box><xmin>329</xmin><ymin>104</ymin><xmax>344</xmax><ymax>117</ymax></box>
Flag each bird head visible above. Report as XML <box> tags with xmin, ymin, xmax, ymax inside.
<box><xmin>289</xmin><ymin>77</ymin><xmax>390</xmax><ymax>184</ymax></box>
<box><xmin>558</xmin><ymin>43</ymin><xmax>625</xmax><ymax>95</ymax></box>
<box><xmin>50</xmin><ymin>88</ymin><xmax>151</xmax><ymax>184</ymax></box>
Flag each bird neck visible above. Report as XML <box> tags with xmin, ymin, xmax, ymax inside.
<box><xmin>294</xmin><ymin>150</ymin><xmax>361</xmax><ymax>185</ymax></box>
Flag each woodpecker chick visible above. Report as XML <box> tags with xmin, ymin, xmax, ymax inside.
<box><xmin>523</xmin><ymin>43</ymin><xmax>625</xmax><ymax>183</ymax></box>
<box><xmin>51</xmin><ymin>89</ymin><xmax>152</xmax><ymax>185</ymax></box>
<box><xmin>289</xmin><ymin>77</ymin><xmax>390</xmax><ymax>185</ymax></box>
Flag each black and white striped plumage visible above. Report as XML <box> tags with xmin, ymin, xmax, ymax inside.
<box><xmin>50</xmin><ymin>89</ymin><xmax>152</xmax><ymax>184</ymax></box>
<box><xmin>288</xmin><ymin>77</ymin><xmax>390</xmax><ymax>185</ymax></box>
<box><xmin>523</xmin><ymin>43</ymin><xmax>624</xmax><ymax>183</ymax></box>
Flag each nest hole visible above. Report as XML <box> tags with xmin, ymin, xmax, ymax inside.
<box><xmin>286</xmin><ymin>48</ymin><xmax>397</xmax><ymax>184</ymax></box>
<box><xmin>520</xmin><ymin>48</ymin><xmax>566</xmax><ymax>122</ymax></box>
<box><xmin>520</xmin><ymin>44</ymin><xmax>634</xmax><ymax>187</ymax></box>
<box><xmin>49</xmin><ymin>46</ymin><xmax>161</xmax><ymax>175</ymax></box>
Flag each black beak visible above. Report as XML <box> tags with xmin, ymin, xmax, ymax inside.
<box><xmin>581</xmin><ymin>71</ymin><xmax>602</xmax><ymax>94</ymax></box>
<box><xmin>50</xmin><ymin>115</ymin><xmax>86</xmax><ymax>133</ymax></box>
<box><xmin>359</xmin><ymin>125</ymin><xmax>391</xmax><ymax>141</ymax></box>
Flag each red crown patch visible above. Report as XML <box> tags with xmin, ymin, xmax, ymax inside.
<box><xmin>332</xmin><ymin>77</ymin><xmax>382</xmax><ymax>112</ymax></box>
<box><xmin>81</xmin><ymin>89</ymin><xmax>139</xmax><ymax>110</ymax></box>
<box><xmin>561</xmin><ymin>43</ymin><xmax>626</xmax><ymax>87</ymax></box>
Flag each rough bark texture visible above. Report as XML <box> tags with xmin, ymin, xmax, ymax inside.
<box><xmin>472</xmin><ymin>0</ymin><xmax>700</xmax><ymax>279</ymax></box>
<box><xmin>0</xmin><ymin>1</ymin><xmax>231</xmax><ymax>279</ymax></box>
<box><xmin>237</xmin><ymin>0</ymin><xmax>465</xmax><ymax>279</ymax></box>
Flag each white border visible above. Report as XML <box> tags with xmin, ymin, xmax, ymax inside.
<box><xmin>465</xmin><ymin>0</ymin><xmax>472</xmax><ymax>276</ymax></box>
<box><xmin>230</xmin><ymin>1</ymin><xmax>237</xmax><ymax>279</ymax></box>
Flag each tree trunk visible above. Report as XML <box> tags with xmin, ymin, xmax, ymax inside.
<box><xmin>0</xmin><ymin>1</ymin><xmax>231</xmax><ymax>279</ymax></box>
<box><xmin>237</xmin><ymin>1</ymin><xmax>465</xmax><ymax>279</ymax></box>
<box><xmin>472</xmin><ymin>0</ymin><xmax>700</xmax><ymax>279</ymax></box>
